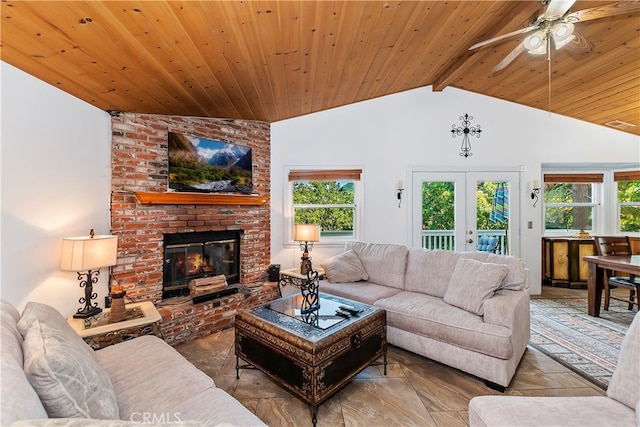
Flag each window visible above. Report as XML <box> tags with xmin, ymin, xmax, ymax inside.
<box><xmin>615</xmin><ymin>171</ymin><xmax>640</xmax><ymax>233</ymax></box>
<box><xmin>543</xmin><ymin>173</ymin><xmax>602</xmax><ymax>233</ymax></box>
<box><xmin>288</xmin><ymin>169</ymin><xmax>362</xmax><ymax>242</ymax></box>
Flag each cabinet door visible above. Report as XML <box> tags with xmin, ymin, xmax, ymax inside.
<box><xmin>576</xmin><ymin>241</ymin><xmax>596</xmax><ymax>282</ymax></box>
<box><xmin>551</xmin><ymin>240</ymin><xmax>570</xmax><ymax>281</ymax></box>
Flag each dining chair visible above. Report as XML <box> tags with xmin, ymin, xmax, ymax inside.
<box><xmin>594</xmin><ymin>236</ymin><xmax>639</xmax><ymax>311</ymax></box>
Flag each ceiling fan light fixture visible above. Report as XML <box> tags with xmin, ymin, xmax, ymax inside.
<box><xmin>551</xmin><ymin>23</ymin><xmax>575</xmax><ymax>49</ymax></box>
<box><xmin>553</xmin><ymin>22</ymin><xmax>574</xmax><ymax>39</ymax></box>
<box><xmin>524</xmin><ymin>31</ymin><xmax>547</xmax><ymax>54</ymax></box>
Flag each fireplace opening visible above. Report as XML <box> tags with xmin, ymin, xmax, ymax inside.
<box><xmin>163</xmin><ymin>230</ymin><xmax>242</xmax><ymax>299</ymax></box>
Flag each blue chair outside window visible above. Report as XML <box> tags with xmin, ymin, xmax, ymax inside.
<box><xmin>477</xmin><ymin>236</ymin><xmax>499</xmax><ymax>253</ymax></box>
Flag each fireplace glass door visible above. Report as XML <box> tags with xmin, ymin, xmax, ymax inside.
<box><xmin>163</xmin><ymin>232</ymin><xmax>240</xmax><ymax>298</ymax></box>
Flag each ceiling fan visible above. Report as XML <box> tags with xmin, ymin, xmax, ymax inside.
<box><xmin>469</xmin><ymin>0</ymin><xmax>640</xmax><ymax>72</ymax></box>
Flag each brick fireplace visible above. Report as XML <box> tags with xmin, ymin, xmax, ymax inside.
<box><xmin>109</xmin><ymin>113</ymin><xmax>278</xmax><ymax>344</ymax></box>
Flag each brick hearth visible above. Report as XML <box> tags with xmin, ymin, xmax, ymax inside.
<box><xmin>109</xmin><ymin>113</ymin><xmax>276</xmax><ymax>345</ymax></box>
<box><xmin>158</xmin><ymin>282</ymin><xmax>279</xmax><ymax>346</ymax></box>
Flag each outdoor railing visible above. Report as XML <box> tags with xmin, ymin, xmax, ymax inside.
<box><xmin>421</xmin><ymin>229</ymin><xmax>508</xmax><ymax>255</ymax></box>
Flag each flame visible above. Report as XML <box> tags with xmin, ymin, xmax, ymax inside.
<box><xmin>187</xmin><ymin>253</ymin><xmax>205</xmax><ymax>274</ymax></box>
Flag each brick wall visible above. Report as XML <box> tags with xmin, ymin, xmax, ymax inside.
<box><xmin>109</xmin><ymin>113</ymin><xmax>271</xmax><ymax>303</ymax></box>
<box><xmin>158</xmin><ymin>282</ymin><xmax>280</xmax><ymax>346</ymax></box>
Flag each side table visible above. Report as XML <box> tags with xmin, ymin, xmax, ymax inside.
<box><xmin>67</xmin><ymin>301</ymin><xmax>163</xmax><ymax>350</ymax></box>
<box><xmin>278</xmin><ymin>267</ymin><xmax>325</xmax><ymax>297</ymax></box>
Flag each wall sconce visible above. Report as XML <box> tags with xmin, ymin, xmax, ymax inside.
<box><xmin>531</xmin><ymin>179</ymin><xmax>541</xmax><ymax>207</ymax></box>
<box><xmin>293</xmin><ymin>224</ymin><xmax>320</xmax><ymax>275</ymax></box>
<box><xmin>397</xmin><ymin>180</ymin><xmax>404</xmax><ymax>207</ymax></box>
<box><xmin>60</xmin><ymin>229</ymin><xmax>118</xmax><ymax>318</ymax></box>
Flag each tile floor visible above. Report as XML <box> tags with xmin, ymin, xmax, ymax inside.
<box><xmin>174</xmin><ymin>286</ymin><xmax>607</xmax><ymax>426</ymax></box>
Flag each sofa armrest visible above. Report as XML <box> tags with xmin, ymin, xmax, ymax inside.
<box><xmin>483</xmin><ymin>288</ymin><xmax>530</xmax><ymax>360</ymax></box>
<box><xmin>483</xmin><ymin>289</ymin><xmax>529</xmax><ymax>330</ymax></box>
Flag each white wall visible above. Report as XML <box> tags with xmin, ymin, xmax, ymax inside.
<box><xmin>271</xmin><ymin>86</ymin><xmax>640</xmax><ymax>294</ymax></box>
<box><xmin>1</xmin><ymin>62</ymin><xmax>112</xmax><ymax>315</ymax></box>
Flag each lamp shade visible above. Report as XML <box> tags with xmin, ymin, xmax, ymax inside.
<box><xmin>293</xmin><ymin>224</ymin><xmax>320</xmax><ymax>242</ymax></box>
<box><xmin>60</xmin><ymin>235</ymin><xmax>118</xmax><ymax>272</ymax></box>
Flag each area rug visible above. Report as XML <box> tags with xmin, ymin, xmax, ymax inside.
<box><xmin>529</xmin><ymin>297</ymin><xmax>637</xmax><ymax>389</ymax></box>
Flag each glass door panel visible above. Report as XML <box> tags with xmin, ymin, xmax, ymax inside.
<box><xmin>412</xmin><ymin>171</ymin><xmax>520</xmax><ymax>256</ymax></box>
<box><xmin>412</xmin><ymin>173</ymin><xmax>465</xmax><ymax>251</ymax></box>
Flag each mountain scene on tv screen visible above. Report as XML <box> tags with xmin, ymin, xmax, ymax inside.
<box><xmin>168</xmin><ymin>132</ymin><xmax>253</xmax><ymax>194</ymax></box>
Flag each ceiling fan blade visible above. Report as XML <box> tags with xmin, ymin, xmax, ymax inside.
<box><xmin>563</xmin><ymin>32</ymin><xmax>595</xmax><ymax>57</ymax></box>
<box><xmin>469</xmin><ymin>25</ymin><xmax>540</xmax><ymax>50</ymax></box>
<box><xmin>543</xmin><ymin>0</ymin><xmax>576</xmax><ymax>19</ymax></box>
<box><xmin>493</xmin><ymin>41</ymin><xmax>527</xmax><ymax>72</ymax></box>
<box><xmin>570</xmin><ymin>1</ymin><xmax>640</xmax><ymax>22</ymax></box>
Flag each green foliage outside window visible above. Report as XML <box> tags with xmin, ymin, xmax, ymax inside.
<box><xmin>293</xmin><ymin>181</ymin><xmax>355</xmax><ymax>235</ymax></box>
<box><xmin>421</xmin><ymin>181</ymin><xmax>508</xmax><ymax>231</ymax></box>
<box><xmin>421</xmin><ymin>182</ymin><xmax>455</xmax><ymax>230</ymax></box>
<box><xmin>544</xmin><ymin>183</ymin><xmax>593</xmax><ymax>231</ymax></box>
<box><xmin>618</xmin><ymin>180</ymin><xmax>640</xmax><ymax>232</ymax></box>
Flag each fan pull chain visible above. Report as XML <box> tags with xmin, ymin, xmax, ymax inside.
<box><xmin>547</xmin><ymin>37</ymin><xmax>552</xmax><ymax>116</ymax></box>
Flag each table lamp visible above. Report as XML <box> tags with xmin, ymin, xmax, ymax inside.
<box><xmin>293</xmin><ymin>224</ymin><xmax>320</xmax><ymax>275</ymax></box>
<box><xmin>60</xmin><ymin>229</ymin><xmax>118</xmax><ymax>318</ymax></box>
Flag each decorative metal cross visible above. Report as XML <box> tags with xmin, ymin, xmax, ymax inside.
<box><xmin>451</xmin><ymin>113</ymin><xmax>482</xmax><ymax>158</ymax></box>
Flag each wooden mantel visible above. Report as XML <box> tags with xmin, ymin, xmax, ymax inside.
<box><xmin>135</xmin><ymin>192</ymin><xmax>269</xmax><ymax>205</ymax></box>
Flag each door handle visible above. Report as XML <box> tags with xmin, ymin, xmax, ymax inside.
<box><xmin>467</xmin><ymin>239</ymin><xmax>474</xmax><ymax>244</ymax></box>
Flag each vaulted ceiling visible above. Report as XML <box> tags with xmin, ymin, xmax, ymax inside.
<box><xmin>2</xmin><ymin>1</ymin><xmax>639</xmax><ymax>135</ymax></box>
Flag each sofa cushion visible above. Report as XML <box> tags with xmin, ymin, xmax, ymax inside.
<box><xmin>346</xmin><ymin>241</ymin><xmax>408</xmax><ymax>289</ymax></box>
<box><xmin>95</xmin><ymin>335</ymin><xmax>215</xmax><ymax>419</ymax></box>
<box><xmin>167</xmin><ymin>387</ymin><xmax>267</xmax><ymax>426</ymax></box>
<box><xmin>0</xmin><ymin>302</ymin><xmax>48</xmax><ymax>426</ymax></box>
<box><xmin>607</xmin><ymin>311</ymin><xmax>640</xmax><ymax>409</ymax></box>
<box><xmin>321</xmin><ymin>250</ymin><xmax>368</xmax><ymax>283</ymax></box>
<box><xmin>404</xmin><ymin>249</ymin><xmax>491</xmax><ymax>298</ymax></box>
<box><xmin>486</xmin><ymin>254</ymin><xmax>527</xmax><ymax>290</ymax></box>
<box><xmin>469</xmin><ymin>395</ymin><xmax>636</xmax><ymax>427</ymax></box>
<box><xmin>22</xmin><ymin>320</ymin><xmax>119</xmax><ymax>419</ymax></box>
<box><xmin>17</xmin><ymin>301</ymin><xmax>96</xmax><ymax>360</ymax></box>
<box><xmin>375</xmin><ymin>292</ymin><xmax>513</xmax><ymax>359</ymax></box>
<box><xmin>444</xmin><ymin>258</ymin><xmax>507</xmax><ymax>316</ymax></box>
<box><xmin>1</xmin><ymin>299</ymin><xmax>25</xmax><ymax>368</ymax></box>
<box><xmin>320</xmin><ymin>280</ymin><xmax>401</xmax><ymax>305</ymax></box>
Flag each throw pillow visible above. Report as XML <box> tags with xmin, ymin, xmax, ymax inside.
<box><xmin>22</xmin><ymin>320</ymin><xmax>120</xmax><ymax>420</ymax></box>
<box><xmin>321</xmin><ymin>250</ymin><xmax>369</xmax><ymax>283</ymax></box>
<box><xmin>17</xmin><ymin>301</ymin><xmax>96</xmax><ymax>360</ymax></box>
<box><xmin>607</xmin><ymin>312</ymin><xmax>640</xmax><ymax>409</ymax></box>
<box><xmin>443</xmin><ymin>258</ymin><xmax>508</xmax><ymax>316</ymax></box>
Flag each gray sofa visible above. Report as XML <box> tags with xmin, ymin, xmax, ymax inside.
<box><xmin>468</xmin><ymin>311</ymin><xmax>640</xmax><ymax>426</ymax></box>
<box><xmin>1</xmin><ymin>299</ymin><xmax>265</xmax><ymax>426</ymax></box>
<box><xmin>320</xmin><ymin>241</ymin><xmax>530</xmax><ymax>390</ymax></box>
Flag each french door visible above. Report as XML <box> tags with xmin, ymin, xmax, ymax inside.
<box><xmin>411</xmin><ymin>171</ymin><xmax>520</xmax><ymax>256</ymax></box>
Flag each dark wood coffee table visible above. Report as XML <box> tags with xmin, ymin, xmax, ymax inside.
<box><xmin>235</xmin><ymin>292</ymin><xmax>386</xmax><ymax>425</ymax></box>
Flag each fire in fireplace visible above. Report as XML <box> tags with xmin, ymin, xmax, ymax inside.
<box><xmin>163</xmin><ymin>230</ymin><xmax>242</xmax><ymax>299</ymax></box>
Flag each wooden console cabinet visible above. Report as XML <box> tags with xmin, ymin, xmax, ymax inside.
<box><xmin>542</xmin><ymin>237</ymin><xmax>596</xmax><ymax>288</ymax></box>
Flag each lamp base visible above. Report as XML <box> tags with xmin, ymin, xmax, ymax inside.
<box><xmin>300</xmin><ymin>254</ymin><xmax>312</xmax><ymax>275</ymax></box>
<box><xmin>73</xmin><ymin>306</ymin><xmax>102</xmax><ymax>319</ymax></box>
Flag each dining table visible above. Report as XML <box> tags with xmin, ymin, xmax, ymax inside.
<box><xmin>583</xmin><ymin>255</ymin><xmax>640</xmax><ymax>317</ymax></box>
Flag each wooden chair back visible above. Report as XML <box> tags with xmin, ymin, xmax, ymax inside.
<box><xmin>594</xmin><ymin>236</ymin><xmax>632</xmax><ymax>257</ymax></box>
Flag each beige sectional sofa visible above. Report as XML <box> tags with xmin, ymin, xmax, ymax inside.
<box><xmin>468</xmin><ymin>311</ymin><xmax>640</xmax><ymax>426</ymax></box>
<box><xmin>320</xmin><ymin>241</ymin><xmax>530</xmax><ymax>390</ymax></box>
<box><xmin>1</xmin><ymin>299</ymin><xmax>265</xmax><ymax>426</ymax></box>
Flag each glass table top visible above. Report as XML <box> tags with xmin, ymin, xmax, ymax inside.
<box><xmin>248</xmin><ymin>293</ymin><xmax>375</xmax><ymax>341</ymax></box>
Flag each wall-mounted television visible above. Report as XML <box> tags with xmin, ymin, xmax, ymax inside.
<box><xmin>168</xmin><ymin>132</ymin><xmax>252</xmax><ymax>194</ymax></box>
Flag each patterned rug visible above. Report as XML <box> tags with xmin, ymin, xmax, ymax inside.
<box><xmin>529</xmin><ymin>297</ymin><xmax>637</xmax><ymax>389</ymax></box>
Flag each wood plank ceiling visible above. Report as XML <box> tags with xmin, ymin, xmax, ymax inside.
<box><xmin>2</xmin><ymin>1</ymin><xmax>639</xmax><ymax>136</ymax></box>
